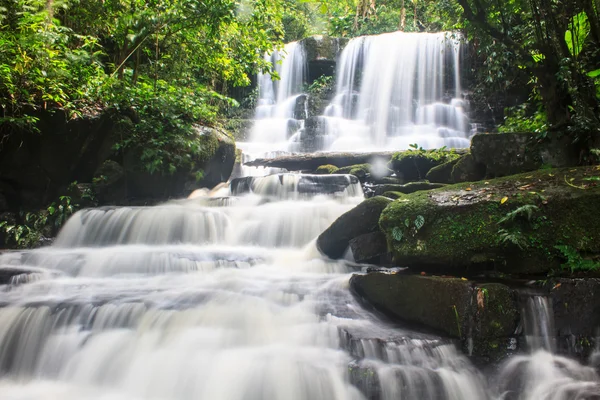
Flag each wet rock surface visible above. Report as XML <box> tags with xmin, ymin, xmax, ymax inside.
<box><xmin>245</xmin><ymin>151</ymin><xmax>397</xmax><ymax>171</ymax></box>
<box><xmin>317</xmin><ymin>196</ymin><xmax>391</xmax><ymax>259</ymax></box>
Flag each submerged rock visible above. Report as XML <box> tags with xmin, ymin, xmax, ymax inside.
<box><xmin>379</xmin><ymin>166</ymin><xmax>600</xmax><ymax>274</ymax></box>
<box><xmin>317</xmin><ymin>196</ymin><xmax>391</xmax><ymax>259</ymax></box>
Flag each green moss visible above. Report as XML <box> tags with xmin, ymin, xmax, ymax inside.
<box><xmin>389</xmin><ymin>149</ymin><xmax>462</xmax><ymax>181</ymax></box>
<box><xmin>382</xmin><ymin>191</ymin><xmax>408</xmax><ymax>200</ymax></box>
<box><xmin>337</xmin><ymin>163</ymin><xmax>371</xmax><ymax>180</ymax></box>
<box><xmin>315</xmin><ymin>164</ymin><xmax>340</xmax><ymax>174</ymax></box>
<box><xmin>379</xmin><ymin>166</ymin><xmax>600</xmax><ymax>274</ymax></box>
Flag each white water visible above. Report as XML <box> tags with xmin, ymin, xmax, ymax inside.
<box><xmin>322</xmin><ymin>31</ymin><xmax>470</xmax><ymax>151</ymax></box>
<box><xmin>0</xmin><ymin>174</ymin><xmax>494</xmax><ymax>399</ymax></box>
<box><xmin>248</xmin><ymin>42</ymin><xmax>307</xmax><ymax>156</ymax></box>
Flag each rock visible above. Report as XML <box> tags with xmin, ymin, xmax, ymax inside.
<box><xmin>470</xmin><ymin>132</ymin><xmax>579</xmax><ymax>178</ymax></box>
<box><xmin>388</xmin><ymin>150</ymin><xmax>463</xmax><ymax>182</ymax></box>
<box><xmin>381</xmin><ymin>191</ymin><xmax>407</xmax><ymax>200</ymax></box>
<box><xmin>314</xmin><ymin>164</ymin><xmax>339</xmax><ymax>174</ymax></box>
<box><xmin>337</xmin><ymin>164</ymin><xmax>372</xmax><ymax>181</ymax></box>
<box><xmin>425</xmin><ymin>158</ymin><xmax>460</xmax><ymax>184</ymax></box>
<box><xmin>545</xmin><ymin>278</ymin><xmax>600</xmax><ymax>357</ymax></box>
<box><xmin>373</xmin><ymin>182</ymin><xmax>446</xmax><ymax>196</ymax></box>
<box><xmin>350</xmin><ymin>273</ymin><xmax>519</xmax><ymax>360</ymax></box>
<box><xmin>300</xmin><ymin>36</ymin><xmax>349</xmax><ymax>83</ymax></box>
<box><xmin>246</xmin><ymin>151</ymin><xmax>398</xmax><ymax>171</ymax></box>
<box><xmin>379</xmin><ymin>166</ymin><xmax>600</xmax><ymax>274</ymax></box>
<box><xmin>123</xmin><ymin>125</ymin><xmax>236</xmax><ymax>202</ymax></box>
<box><xmin>349</xmin><ymin>232</ymin><xmax>389</xmax><ymax>264</ymax></box>
<box><xmin>317</xmin><ymin>196</ymin><xmax>392</xmax><ymax>259</ymax></box>
<box><xmin>451</xmin><ymin>154</ymin><xmax>486</xmax><ymax>183</ymax></box>
<box><xmin>229</xmin><ymin>174</ymin><xmax>360</xmax><ymax>197</ymax></box>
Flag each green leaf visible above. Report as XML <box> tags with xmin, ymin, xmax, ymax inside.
<box><xmin>414</xmin><ymin>215</ymin><xmax>425</xmax><ymax>231</ymax></box>
<box><xmin>565</xmin><ymin>12</ymin><xmax>590</xmax><ymax>57</ymax></box>
<box><xmin>404</xmin><ymin>218</ymin><xmax>410</xmax><ymax>228</ymax></box>
<box><xmin>392</xmin><ymin>227</ymin><xmax>404</xmax><ymax>242</ymax></box>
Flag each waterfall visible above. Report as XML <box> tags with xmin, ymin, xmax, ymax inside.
<box><xmin>249</xmin><ymin>42</ymin><xmax>307</xmax><ymax>154</ymax></box>
<box><xmin>323</xmin><ymin>31</ymin><xmax>469</xmax><ymax>151</ymax></box>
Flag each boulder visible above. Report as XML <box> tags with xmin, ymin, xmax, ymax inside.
<box><xmin>373</xmin><ymin>182</ymin><xmax>446</xmax><ymax>196</ymax></box>
<box><xmin>451</xmin><ymin>154</ymin><xmax>486</xmax><ymax>183</ymax></box>
<box><xmin>425</xmin><ymin>158</ymin><xmax>460</xmax><ymax>184</ymax></box>
<box><xmin>349</xmin><ymin>232</ymin><xmax>389</xmax><ymax>264</ymax></box>
<box><xmin>337</xmin><ymin>164</ymin><xmax>372</xmax><ymax>181</ymax></box>
<box><xmin>388</xmin><ymin>150</ymin><xmax>462</xmax><ymax>182</ymax></box>
<box><xmin>317</xmin><ymin>196</ymin><xmax>392</xmax><ymax>259</ymax></box>
<box><xmin>379</xmin><ymin>166</ymin><xmax>600</xmax><ymax>274</ymax></box>
<box><xmin>470</xmin><ymin>132</ymin><xmax>579</xmax><ymax>178</ymax></box>
<box><xmin>350</xmin><ymin>272</ymin><xmax>520</xmax><ymax>360</ymax></box>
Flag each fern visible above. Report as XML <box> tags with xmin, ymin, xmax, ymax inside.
<box><xmin>555</xmin><ymin>245</ymin><xmax>600</xmax><ymax>272</ymax></box>
<box><xmin>497</xmin><ymin>229</ymin><xmax>529</xmax><ymax>249</ymax></box>
<box><xmin>498</xmin><ymin>205</ymin><xmax>539</xmax><ymax>225</ymax></box>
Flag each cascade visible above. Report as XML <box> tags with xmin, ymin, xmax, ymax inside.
<box><xmin>242</xmin><ymin>31</ymin><xmax>472</xmax><ymax>157</ymax></box>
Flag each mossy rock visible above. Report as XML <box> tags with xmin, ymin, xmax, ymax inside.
<box><xmin>379</xmin><ymin>166</ymin><xmax>600</xmax><ymax>274</ymax></box>
<box><xmin>315</xmin><ymin>164</ymin><xmax>340</xmax><ymax>175</ymax></box>
<box><xmin>350</xmin><ymin>273</ymin><xmax>520</xmax><ymax>360</ymax></box>
<box><xmin>382</xmin><ymin>191</ymin><xmax>407</xmax><ymax>200</ymax></box>
<box><xmin>425</xmin><ymin>158</ymin><xmax>460</xmax><ymax>184</ymax></box>
<box><xmin>451</xmin><ymin>154</ymin><xmax>486</xmax><ymax>183</ymax></box>
<box><xmin>337</xmin><ymin>163</ymin><xmax>371</xmax><ymax>181</ymax></box>
<box><xmin>389</xmin><ymin>150</ymin><xmax>461</xmax><ymax>182</ymax></box>
<box><xmin>317</xmin><ymin>196</ymin><xmax>392</xmax><ymax>259</ymax></box>
<box><xmin>373</xmin><ymin>182</ymin><xmax>446</xmax><ymax>196</ymax></box>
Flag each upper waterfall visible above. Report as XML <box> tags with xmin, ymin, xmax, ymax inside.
<box><xmin>244</xmin><ymin>31</ymin><xmax>471</xmax><ymax>155</ymax></box>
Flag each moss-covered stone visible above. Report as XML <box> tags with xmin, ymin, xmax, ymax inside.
<box><xmin>337</xmin><ymin>164</ymin><xmax>371</xmax><ymax>180</ymax></box>
<box><xmin>451</xmin><ymin>154</ymin><xmax>486</xmax><ymax>183</ymax></box>
<box><xmin>373</xmin><ymin>182</ymin><xmax>446</xmax><ymax>196</ymax></box>
<box><xmin>425</xmin><ymin>158</ymin><xmax>460</xmax><ymax>184</ymax></box>
<box><xmin>379</xmin><ymin>166</ymin><xmax>600</xmax><ymax>274</ymax></box>
<box><xmin>350</xmin><ymin>272</ymin><xmax>520</xmax><ymax>360</ymax></box>
<box><xmin>314</xmin><ymin>164</ymin><xmax>340</xmax><ymax>174</ymax></box>
<box><xmin>317</xmin><ymin>196</ymin><xmax>392</xmax><ymax>259</ymax></box>
<box><xmin>381</xmin><ymin>191</ymin><xmax>408</xmax><ymax>200</ymax></box>
<box><xmin>389</xmin><ymin>150</ymin><xmax>461</xmax><ymax>182</ymax></box>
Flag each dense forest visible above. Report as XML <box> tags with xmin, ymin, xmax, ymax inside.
<box><xmin>1</xmin><ymin>0</ymin><xmax>600</xmax><ymax>246</ymax></box>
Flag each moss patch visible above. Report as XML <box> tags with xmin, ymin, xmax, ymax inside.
<box><xmin>389</xmin><ymin>149</ymin><xmax>461</xmax><ymax>181</ymax></box>
<box><xmin>379</xmin><ymin>166</ymin><xmax>600</xmax><ymax>274</ymax></box>
<box><xmin>337</xmin><ymin>163</ymin><xmax>371</xmax><ymax>180</ymax></box>
<box><xmin>315</xmin><ymin>164</ymin><xmax>340</xmax><ymax>174</ymax></box>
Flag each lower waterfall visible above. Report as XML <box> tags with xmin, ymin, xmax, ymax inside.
<box><xmin>0</xmin><ymin>174</ymin><xmax>598</xmax><ymax>399</ymax></box>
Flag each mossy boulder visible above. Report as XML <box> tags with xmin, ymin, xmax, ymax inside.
<box><xmin>470</xmin><ymin>132</ymin><xmax>578</xmax><ymax>178</ymax></box>
<box><xmin>317</xmin><ymin>196</ymin><xmax>392</xmax><ymax>259</ymax></box>
<box><xmin>350</xmin><ymin>273</ymin><xmax>519</xmax><ymax>346</ymax></box>
<box><xmin>349</xmin><ymin>232</ymin><xmax>389</xmax><ymax>264</ymax></box>
<box><xmin>451</xmin><ymin>154</ymin><xmax>486</xmax><ymax>183</ymax></box>
<box><xmin>381</xmin><ymin>191</ymin><xmax>408</xmax><ymax>200</ymax></box>
<box><xmin>379</xmin><ymin>166</ymin><xmax>600</xmax><ymax>274</ymax></box>
<box><xmin>389</xmin><ymin>150</ymin><xmax>462</xmax><ymax>182</ymax></box>
<box><xmin>314</xmin><ymin>164</ymin><xmax>340</xmax><ymax>174</ymax></box>
<box><xmin>425</xmin><ymin>158</ymin><xmax>460</xmax><ymax>184</ymax></box>
<box><xmin>337</xmin><ymin>164</ymin><xmax>371</xmax><ymax>181</ymax></box>
<box><xmin>373</xmin><ymin>182</ymin><xmax>446</xmax><ymax>196</ymax></box>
